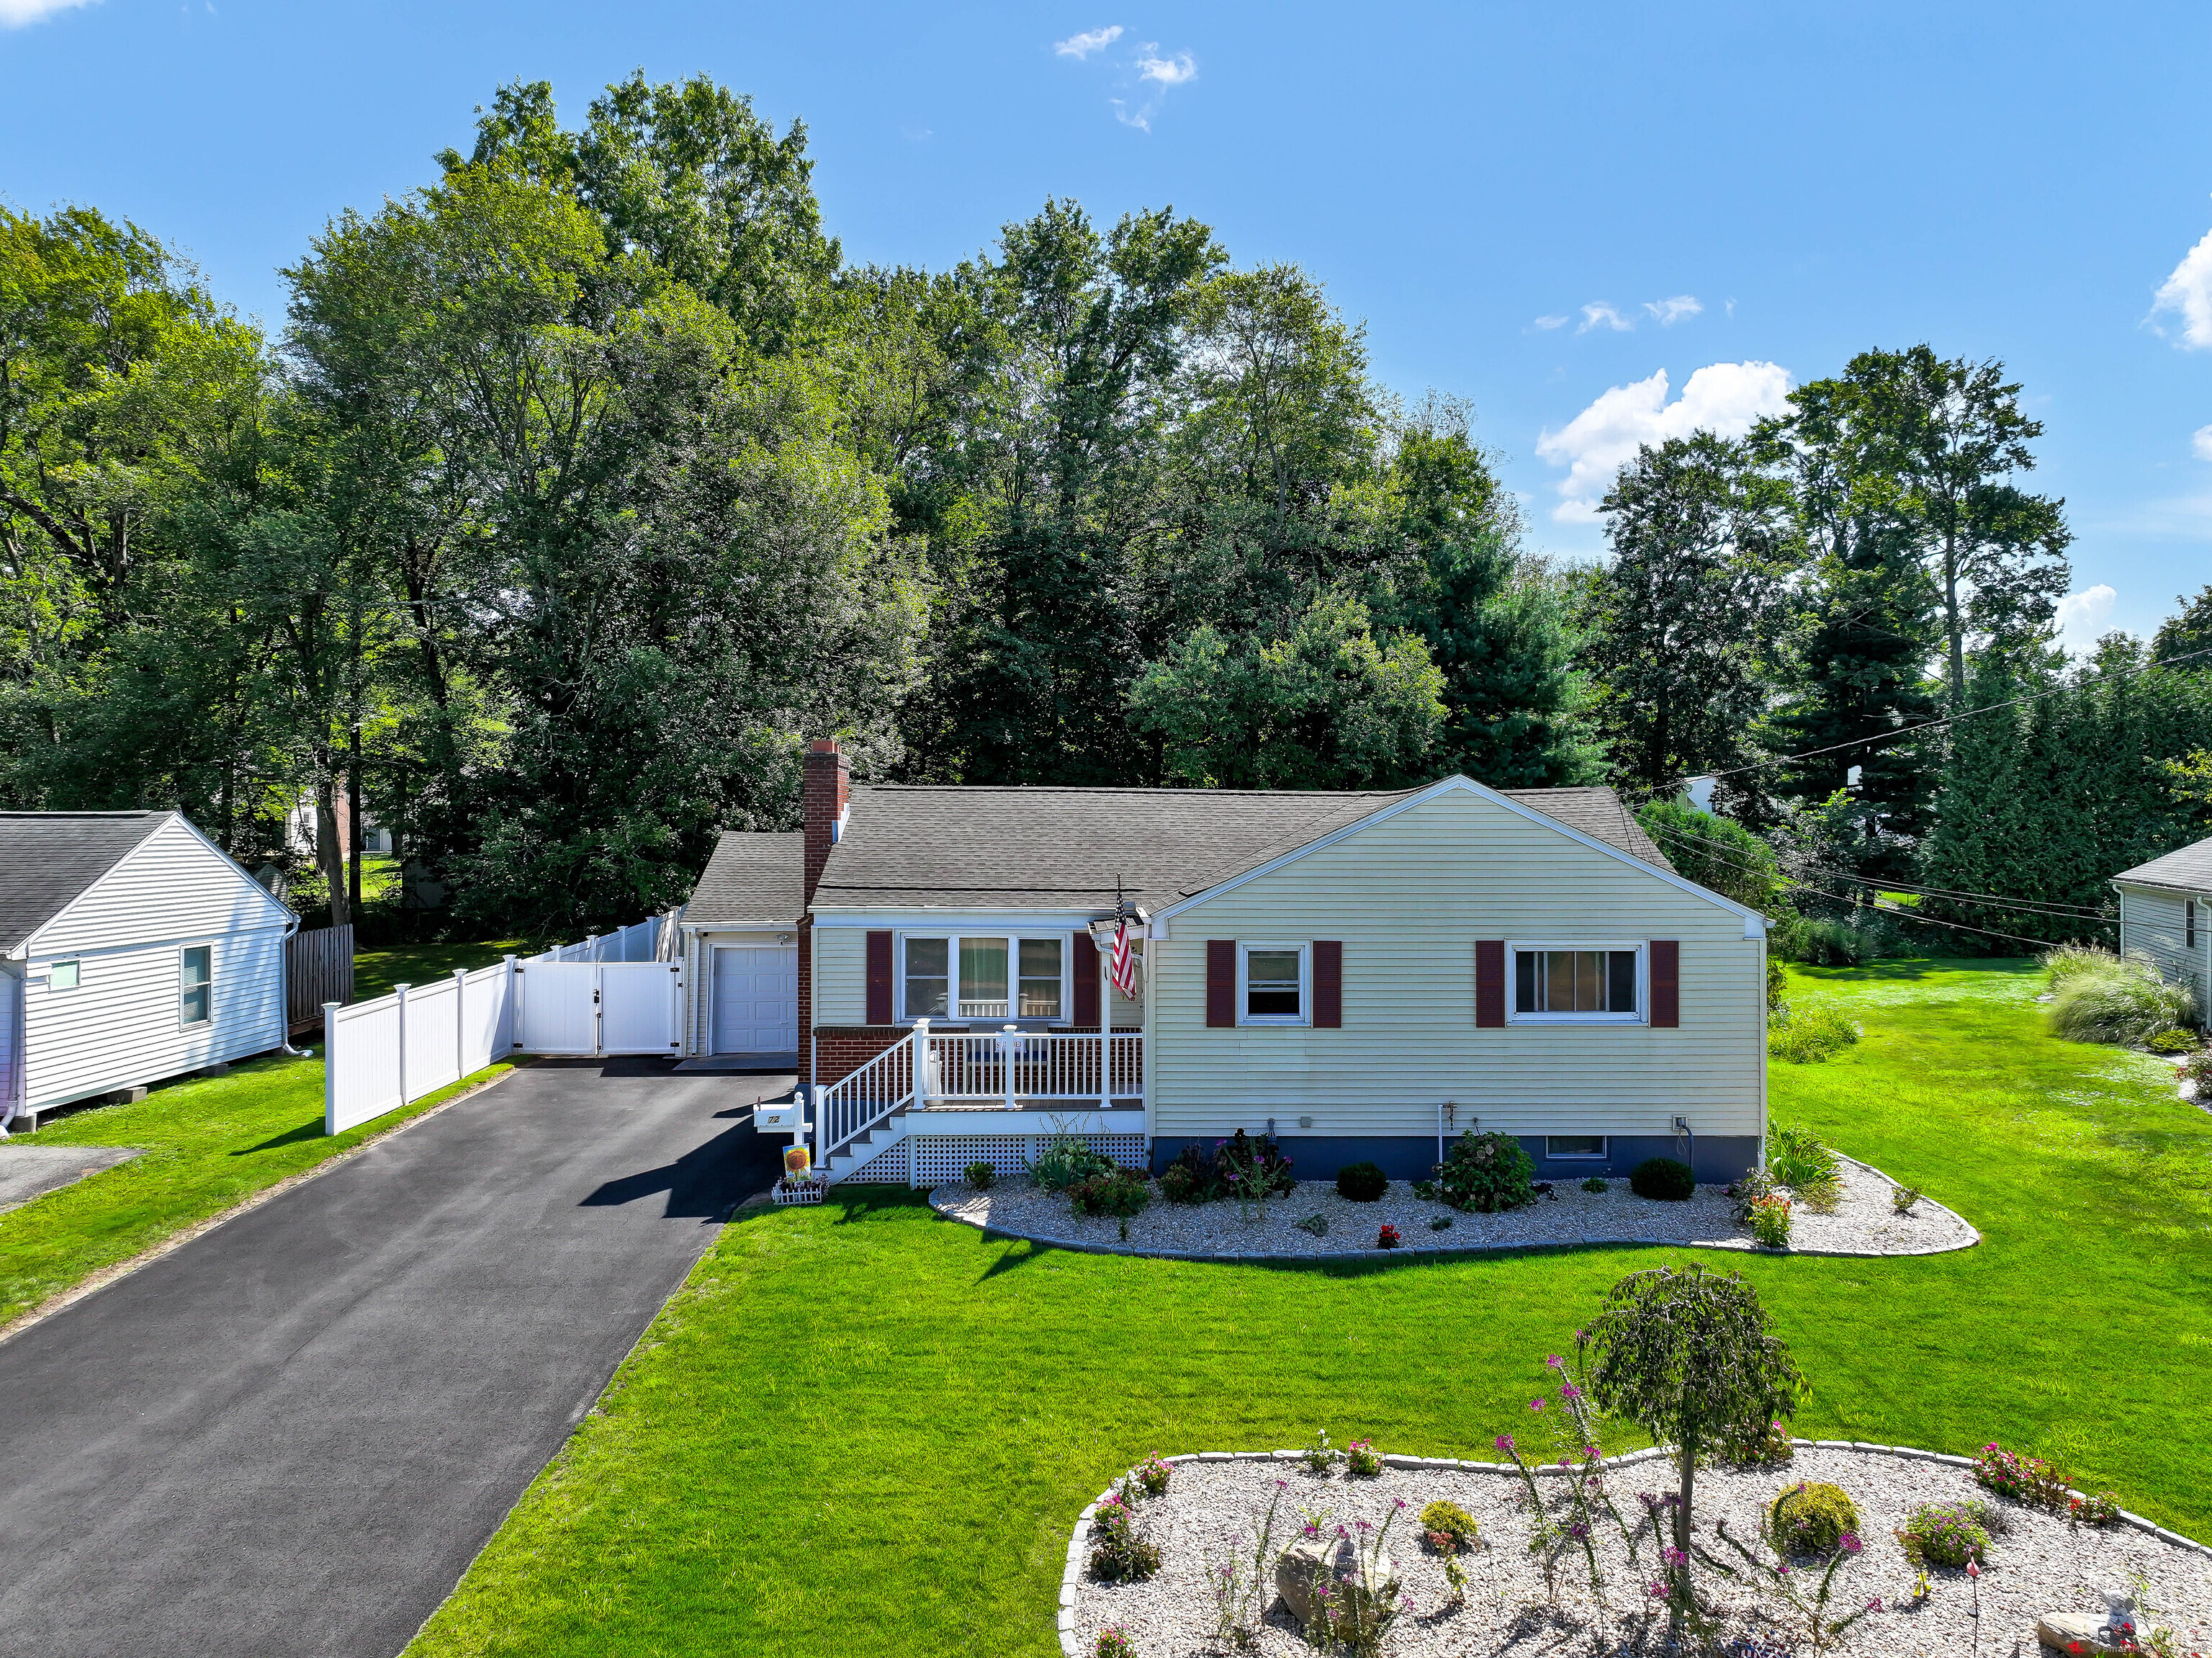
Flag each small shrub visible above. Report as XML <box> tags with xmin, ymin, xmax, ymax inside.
<box><xmin>1973</xmin><ymin>1442</ymin><xmax>2072</xmax><ymax>1508</ymax></box>
<box><xmin>2182</xmin><ymin>1052</ymin><xmax>2212</xmax><ymax>1095</ymax></box>
<box><xmin>1158</xmin><ymin>1157</ymin><xmax>1209</xmax><ymax>1204</ymax></box>
<box><xmin>1428</xmin><ymin>1214</ymin><xmax>1451</xmax><ymax>1230</ymax></box>
<box><xmin>1727</xmin><ymin>1165</ymin><xmax>1776</xmax><ymax>1221</ymax></box>
<box><xmin>1214</xmin><ymin>1128</ymin><xmax>1298</xmax><ymax>1200</ymax></box>
<box><xmin>1766</xmin><ymin>956</ymin><xmax>1789</xmax><ymax>1011</ymax></box>
<box><xmin>1771</xmin><ymin>910</ymin><xmax>1899</xmax><ymax>965</ymax></box>
<box><xmin>1411</xmin><ymin>1178</ymin><xmax>1439</xmax><ymax>1201</ymax></box>
<box><xmin>1094</xmin><ymin>1627</ymin><xmax>1136</xmax><ymax>1658</ymax></box>
<box><xmin>1088</xmin><ymin>1493</ymin><xmax>1160</xmax><ymax>1581</ymax></box>
<box><xmin>1132</xmin><ymin>1453</ymin><xmax>1171</xmax><ymax>1498</ymax></box>
<box><xmin>1295</xmin><ymin>1211</ymin><xmax>1328</xmax><ymax>1237</ymax></box>
<box><xmin>1034</xmin><ymin>1139</ymin><xmax>1116</xmax><ymax>1193</ymax></box>
<box><xmin>1748</xmin><ymin>1193</ymin><xmax>1792</xmax><ymax>1248</ymax></box>
<box><xmin>1068</xmin><ymin>1168</ymin><xmax>1151</xmax><ymax>1219</ymax></box>
<box><xmin>1890</xmin><ymin>1184</ymin><xmax>1921</xmax><ymax>1216</ymax></box>
<box><xmin>2148</xmin><ymin>1026</ymin><xmax>2200</xmax><ymax>1054</ymax></box>
<box><xmin>1767</xmin><ymin>1000</ymin><xmax>1863</xmax><ymax>1064</ymax></box>
<box><xmin>1581</xmin><ymin>1175</ymin><xmax>1609</xmax><ymax>1193</ymax></box>
<box><xmin>1335</xmin><ymin>1160</ymin><xmax>1388</xmax><ymax>1201</ymax></box>
<box><xmin>1420</xmin><ymin>1498</ymin><xmax>1478</xmax><ymax>1553</ymax></box>
<box><xmin>1301</xmin><ymin>1427</ymin><xmax>1339</xmax><ymax>1474</ymax></box>
<box><xmin>963</xmin><ymin>1160</ymin><xmax>996</xmax><ymax>1190</ymax></box>
<box><xmin>1768</xmin><ymin>1479</ymin><xmax>1860</xmax><ymax>1555</ymax></box>
<box><xmin>1899</xmin><ymin>1499</ymin><xmax>1990</xmax><ymax>1567</ymax></box>
<box><xmin>2069</xmin><ymin>1489</ymin><xmax>2121</xmax><ymax>1526</ymax></box>
<box><xmin>1345</xmin><ymin>1437</ymin><xmax>1383</xmax><ymax>1476</ymax></box>
<box><xmin>1629</xmin><ymin>1157</ymin><xmax>1696</xmax><ymax>1201</ymax></box>
<box><xmin>2049</xmin><ymin>954</ymin><xmax>2196</xmax><ymax>1046</ymax></box>
<box><xmin>1375</xmin><ymin>1223</ymin><xmax>1401</xmax><ymax>1250</ymax></box>
<box><xmin>1434</xmin><ymin>1129</ymin><xmax>1536</xmax><ymax>1212</ymax></box>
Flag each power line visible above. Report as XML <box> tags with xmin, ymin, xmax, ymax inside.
<box><xmin>1705</xmin><ymin>642</ymin><xmax>2212</xmax><ymax>781</ymax></box>
<box><xmin>1646</xmin><ymin>820</ymin><xmax>2109</xmax><ymax>921</ymax></box>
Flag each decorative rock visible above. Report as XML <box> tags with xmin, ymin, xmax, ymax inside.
<box><xmin>1274</xmin><ymin>1536</ymin><xmax>1398</xmax><ymax>1625</ymax></box>
<box><xmin>2036</xmin><ymin>1610</ymin><xmax>2139</xmax><ymax>1654</ymax></box>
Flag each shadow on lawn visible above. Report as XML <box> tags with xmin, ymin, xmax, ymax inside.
<box><xmin>1791</xmin><ymin>955</ymin><xmax>2038</xmax><ymax>984</ymax></box>
<box><xmin>232</xmin><ymin>1119</ymin><xmax>324</xmax><ymax>1155</ymax></box>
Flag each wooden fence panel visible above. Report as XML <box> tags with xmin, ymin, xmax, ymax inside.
<box><xmin>289</xmin><ymin>926</ymin><xmax>354</xmax><ymax>1029</ymax></box>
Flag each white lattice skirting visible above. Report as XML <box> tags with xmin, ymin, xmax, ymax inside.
<box><xmin>850</xmin><ymin>1132</ymin><xmax>1150</xmax><ymax>1189</ymax></box>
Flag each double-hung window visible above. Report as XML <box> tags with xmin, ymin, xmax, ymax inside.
<box><xmin>1239</xmin><ymin>944</ymin><xmax>1307</xmax><ymax>1025</ymax></box>
<box><xmin>1509</xmin><ymin>942</ymin><xmax>1642</xmax><ymax>1023</ymax></box>
<box><xmin>180</xmin><ymin>944</ymin><xmax>213</xmax><ymax>1027</ymax></box>
<box><xmin>902</xmin><ymin>934</ymin><xmax>1064</xmax><ymax>1023</ymax></box>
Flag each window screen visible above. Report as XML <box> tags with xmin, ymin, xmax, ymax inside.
<box><xmin>904</xmin><ymin>938</ymin><xmax>950</xmax><ymax>1018</ymax></box>
<box><xmin>1515</xmin><ymin>949</ymin><xmax>1638</xmax><ymax>1014</ymax></box>
<box><xmin>180</xmin><ymin>945</ymin><xmax>212</xmax><ymax>1026</ymax></box>
<box><xmin>1245</xmin><ymin>948</ymin><xmax>1303</xmax><ymax>1018</ymax></box>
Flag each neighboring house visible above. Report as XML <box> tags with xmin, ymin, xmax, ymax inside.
<box><xmin>692</xmin><ymin>741</ymin><xmax>1769</xmax><ymax>1188</ymax></box>
<box><xmin>0</xmin><ymin>812</ymin><xmax>297</xmax><ymax>1132</ymax></box>
<box><xmin>2114</xmin><ymin>837</ymin><xmax>2212</xmax><ymax>1019</ymax></box>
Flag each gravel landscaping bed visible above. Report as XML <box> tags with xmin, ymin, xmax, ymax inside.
<box><xmin>932</xmin><ymin>1155</ymin><xmax>1976</xmax><ymax>1261</ymax></box>
<box><xmin>1064</xmin><ymin>1446</ymin><xmax>2212</xmax><ymax>1657</ymax></box>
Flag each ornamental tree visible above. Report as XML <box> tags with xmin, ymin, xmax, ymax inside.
<box><xmin>1581</xmin><ymin>1264</ymin><xmax>1805</xmax><ymax>1597</ymax></box>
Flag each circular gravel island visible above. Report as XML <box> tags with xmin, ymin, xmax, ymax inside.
<box><xmin>932</xmin><ymin>1155</ymin><xmax>1977</xmax><ymax>1262</ymax></box>
<box><xmin>1059</xmin><ymin>1443</ymin><xmax>2211</xmax><ymax>1658</ymax></box>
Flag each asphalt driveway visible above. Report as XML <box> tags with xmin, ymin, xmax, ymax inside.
<box><xmin>0</xmin><ymin>1057</ymin><xmax>793</xmax><ymax>1658</ymax></box>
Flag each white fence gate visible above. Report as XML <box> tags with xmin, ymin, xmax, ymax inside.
<box><xmin>323</xmin><ymin>911</ymin><xmax>682</xmax><ymax>1134</ymax></box>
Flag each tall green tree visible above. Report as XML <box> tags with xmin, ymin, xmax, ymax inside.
<box><xmin>1583</xmin><ymin>433</ymin><xmax>1792</xmax><ymax>799</ymax></box>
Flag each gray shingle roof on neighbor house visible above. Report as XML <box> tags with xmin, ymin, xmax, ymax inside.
<box><xmin>811</xmin><ymin>781</ymin><xmax>1673</xmax><ymax>913</ymax></box>
<box><xmin>684</xmin><ymin>830</ymin><xmax>806</xmax><ymax>926</ymax></box>
<box><xmin>0</xmin><ymin>810</ymin><xmax>176</xmax><ymax>954</ymax></box>
<box><xmin>2113</xmin><ymin>834</ymin><xmax>2212</xmax><ymax>894</ymax></box>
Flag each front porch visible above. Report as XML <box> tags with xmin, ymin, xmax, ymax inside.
<box><xmin>813</xmin><ymin>1023</ymin><xmax>1145</xmax><ymax>1186</ymax></box>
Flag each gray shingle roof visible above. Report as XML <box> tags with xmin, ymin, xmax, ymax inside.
<box><xmin>2113</xmin><ymin>835</ymin><xmax>2212</xmax><ymax>894</ymax></box>
<box><xmin>0</xmin><ymin>811</ymin><xmax>176</xmax><ymax>953</ymax></box>
<box><xmin>685</xmin><ymin>831</ymin><xmax>806</xmax><ymax>926</ymax></box>
<box><xmin>811</xmin><ymin>780</ymin><xmax>1671</xmax><ymax>913</ymax></box>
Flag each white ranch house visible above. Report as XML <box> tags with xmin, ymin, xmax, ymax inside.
<box><xmin>681</xmin><ymin>741</ymin><xmax>1771</xmax><ymax>1188</ymax></box>
<box><xmin>2114</xmin><ymin>835</ymin><xmax>2212</xmax><ymax>1018</ymax></box>
<box><xmin>0</xmin><ymin>811</ymin><xmax>296</xmax><ymax>1132</ymax></box>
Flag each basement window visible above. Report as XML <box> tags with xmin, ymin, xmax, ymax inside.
<box><xmin>1545</xmin><ymin>1135</ymin><xmax>1607</xmax><ymax>1159</ymax></box>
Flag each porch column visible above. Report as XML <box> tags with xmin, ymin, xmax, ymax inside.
<box><xmin>1100</xmin><ymin>1026</ymin><xmax>1110</xmax><ymax>1111</ymax></box>
<box><xmin>912</xmin><ymin>1018</ymin><xmax>930</xmax><ymax>1107</ymax></box>
<box><xmin>1002</xmin><ymin>1024</ymin><xmax>1017</xmax><ymax>1111</ymax></box>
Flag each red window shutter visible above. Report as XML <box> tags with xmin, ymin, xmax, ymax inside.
<box><xmin>1313</xmin><ymin>941</ymin><xmax>1342</xmax><ymax>1028</ymax></box>
<box><xmin>1650</xmin><ymin>940</ymin><xmax>1680</xmax><ymax>1028</ymax></box>
<box><xmin>1475</xmin><ymin>940</ymin><xmax>1506</xmax><ymax>1029</ymax></box>
<box><xmin>1206</xmin><ymin>941</ymin><xmax>1236</xmax><ymax>1028</ymax></box>
<box><xmin>866</xmin><ymin>930</ymin><xmax>894</xmax><ymax>1025</ymax></box>
<box><xmin>1073</xmin><ymin>930</ymin><xmax>1101</xmax><ymax>1027</ymax></box>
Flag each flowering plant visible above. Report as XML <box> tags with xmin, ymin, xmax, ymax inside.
<box><xmin>1305</xmin><ymin>1504</ymin><xmax>1407</xmax><ymax>1657</ymax></box>
<box><xmin>1375</xmin><ymin>1223</ymin><xmax>1402</xmax><ymax>1250</ymax></box>
<box><xmin>1094</xmin><ymin>1627</ymin><xmax>1136</xmax><ymax>1658</ymax></box>
<box><xmin>1708</xmin><ymin>1515</ymin><xmax>1874</xmax><ymax>1653</ymax></box>
<box><xmin>1974</xmin><ymin>1441</ymin><xmax>2074</xmax><ymax>1510</ymax></box>
<box><xmin>1205</xmin><ymin>1482</ymin><xmax>1285</xmax><ymax>1644</ymax></box>
<box><xmin>1088</xmin><ymin>1493</ymin><xmax>1160</xmax><ymax>1582</ymax></box>
<box><xmin>2069</xmin><ymin>1489</ymin><xmax>2122</xmax><ymax>1527</ymax></box>
<box><xmin>1345</xmin><ymin>1438</ymin><xmax>1383</xmax><ymax>1477</ymax></box>
<box><xmin>1132</xmin><ymin>1453</ymin><xmax>1172</xmax><ymax>1499</ymax></box>
<box><xmin>1301</xmin><ymin>1427</ymin><xmax>1341</xmax><ymax>1474</ymax></box>
<box><xmin>1748</xmin><ymin>1193</ymin><xmax>1793</xmax><ymax>1249</ymax></box>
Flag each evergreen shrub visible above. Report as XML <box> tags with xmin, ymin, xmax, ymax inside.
<box><xmin>1335</xmin><ymin>1161</ymin><xmax>1388</xmax><ymax>1201</ymax></box>
<box><xmin>1768</xmin><ymin>1480</ymin><xmax>1860</xmax><ymax>1555</ymax></box>
<box><xmin>1629</xmin><ymin>1157</ymin><xmax>1696</xmax><ymax>1201</ymax></box>
<box><xmin>1434</xmin><ymin>1130</ymin><xmax>1535</xmax><ymax>1212</ymax></box>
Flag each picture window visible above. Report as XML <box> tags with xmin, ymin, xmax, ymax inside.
<box><xmin>1507</xmin><ymin>944</ymin><xmax>1644</xmax><ymax>1023</ymax></box>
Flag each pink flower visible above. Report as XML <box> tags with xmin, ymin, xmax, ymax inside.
<box><xmin>1867</xmin><ymin>1597</ymin><xmax>1884</xmax><ymax>1613</ymax></box>
<box><xmin>1545</xmin><ymin>1353</ymin><xmax>1564</xmax><ymax>1369</ymax></box>
<box><xmin>1966</xmin><ymin>1561</ymin><xmax>1981</xmax><ymax>1579</ymax></box>
<box><xmin>1494</xmin><ymin>1433</ymin><xmax>1516</xmax><ymax>1453</ymax></box>
<box><xmin>1560</xmin><ymin>1382</ymin><xmax>1583</xmax><ymax>1401</ymax></box>
<box><xmin>1839</xmin><ymin>1532</ymin><xmax>1863</xmax><ymax>1556</ymax></box>
<box><xmin>1529</xmin><ymin>1397</ymin><xmax>1546</xmax><ymax>1412</ymax></box>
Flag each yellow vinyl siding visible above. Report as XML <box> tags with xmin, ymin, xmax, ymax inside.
<box><xmin>1152</xmin><ymin>788</ymin><xmax>1763</xmax><ymax>1139</ymax></box>
<box><xmin>813</xmin><ymin>926</ymin><xmax>869</xmax><ymax>1023</ymax></box>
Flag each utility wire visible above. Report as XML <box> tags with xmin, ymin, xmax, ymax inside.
<box><xmin>1706</xmin><ymin>642</ymin><xmax>2212</xmax><ymax>781</ymax></box>
<box><xmin>1647</xmin><ymin>820</ymin><xmax>2109</xmax><ymax>920</ymax></box>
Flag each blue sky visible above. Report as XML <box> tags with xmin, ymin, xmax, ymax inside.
<box><xmin>6</xmin><ymin>0</ymin><xmax>2209</xmax><ymax>645</ymax></box>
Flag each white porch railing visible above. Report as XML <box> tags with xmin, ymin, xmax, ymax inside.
<box><xmin>816</xmin><ymin>1021</ymin><xmax>1145</xmax><ymax>1162</ymax></box>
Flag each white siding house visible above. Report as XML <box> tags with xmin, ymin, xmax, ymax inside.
<box><xmin>1</xmin><ymin>812</ymin><xmax>297</xmax><ymax>1130</ymax></box>
<box><xmin>2115</xmin><ymin>836</ymin><xmax>2212</xmax><ymax>1021</ymax></box>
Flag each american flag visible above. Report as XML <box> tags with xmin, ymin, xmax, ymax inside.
<box><xmin>1109</xmin><ymin>919</ymin><xmax>1139</xmax><ymax>999</ymax></box>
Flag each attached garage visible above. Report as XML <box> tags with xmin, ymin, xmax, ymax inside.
<box><xmin>680</xmin><ymin>830</ymin><xmax>803</xmax><ymax>1062</ymax></box>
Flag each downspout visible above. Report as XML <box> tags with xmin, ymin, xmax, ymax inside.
<box><xmin>0</xmin><ymin>951</ymin><xmax>21</xmax><ymax>1135</ymax></box>
<box><xmin>277</xmin><ymin>913</ymin><xmax>307</xmax><ymax>1057</ymax></box>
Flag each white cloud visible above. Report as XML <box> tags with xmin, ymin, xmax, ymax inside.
<box><xmin>1644</xmin><ymin>295</ymin><xmax>1703</xmax><ymax>326</ymax></box>
<box><xmin>2194</xmin><ymin>423</ymin><xmax>2212</xmax><ymax>461</ymax></box>
<box><xmin>1136</xmin><ymin>48</ymin><xmax>1196</xmax><ymax>85</ymax></box>
<box><xmin>1578</xmin><ymin>302</ymin><xmax>1633</xmax><ymax>333</ymax></box>
<box><xmin>2154</xmin><ymin>228</ymin><xmax>2212</xmax><ymax>349</ymax></box>
<box><xmin>1</xmin><ymin>0</ymin><xmax>94</xmax><ymax>23</ymax></box>
<box><xmin>1532</xmin><ymin>314</ymin><xmax>1569</xmax><ymax>331</ymax></box>
<box><xmin>1054</xmin><ymin>24</ymin><xmax>1123</xmax><ymax>58</ymax></box>
<box><xmin>2056</xmin><ymin>584</ymin><xmax>2118</xmax><ymax>653</ymax></box>
<box><xmin>1534</xmin><ymin>360</ymin><xmax>1794</xmax><ymax>522</ymax></box>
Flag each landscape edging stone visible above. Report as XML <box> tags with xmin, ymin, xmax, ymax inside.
<box><xmin>1054</xmin><ymin>1437</ymin><xmax>2211</xmax><ymax>1658</ymax></box>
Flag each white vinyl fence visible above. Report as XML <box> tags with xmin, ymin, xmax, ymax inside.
<box><xmin>323</xmin><ymin>911</ymin><xmax>679</xmax><ymax>1134</ymax></box>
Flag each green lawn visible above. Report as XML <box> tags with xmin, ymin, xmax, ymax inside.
<box><xmin>400</xmin><ymin>956</ymin><xmax>2212</xmax><ymax>1657</ymax></box>
<box><xmin>354</xmin><ymin>938</ymin><xmax>539</xmax><ymax>1003</ymax></box>
<box><xmin>0</xmin><ymin>1050</ymin><xmax>513</xmax><ymax>1330</ymax></box>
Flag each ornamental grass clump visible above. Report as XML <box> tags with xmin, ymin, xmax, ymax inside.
<box><xmin>1766</xmin><ymin>1123</ymin><xmax>1842</xmax><ymax>1214</ymax></box>
<box><xmin>1768</xmin><ymin>1481</ymin><xmax>1860</xmax><ymax>1555</ymax></box>
<box><xmin>1087</xmin><ymin>1492</ymin><xmax>1159</xmax><ymax>1581</ymax></box>
<box><xmin>1767</xmin><ymin>1000</ymin><xmax>1863</xmax><ymax>1064</ymax></box>
<box><xmin>1433</xmin><ymin>1129</ymin><xmax>1535</xmax><ymax>1212</ymax></box>
<box><xmin>2048</xmin><ymin>952</ymin><xmax>2196</xmax><ymax>1046</ymax></box>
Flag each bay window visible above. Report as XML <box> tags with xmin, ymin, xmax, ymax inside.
<box><xmin>902</xmin><ymin>933</ymin><xmax>1065</xmax><ymax>1023</ymax></box>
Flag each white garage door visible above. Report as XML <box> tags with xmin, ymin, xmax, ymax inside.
<box><xmin>711</xmin><ymin>944</ymin><xmax>797</xmax><ymax>1054</ymax></box>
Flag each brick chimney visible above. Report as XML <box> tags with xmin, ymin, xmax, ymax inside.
<box><xmin>802</xmin><ymin>739</ymin><xmax>850</xmax><ymax>910</ymax></box>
